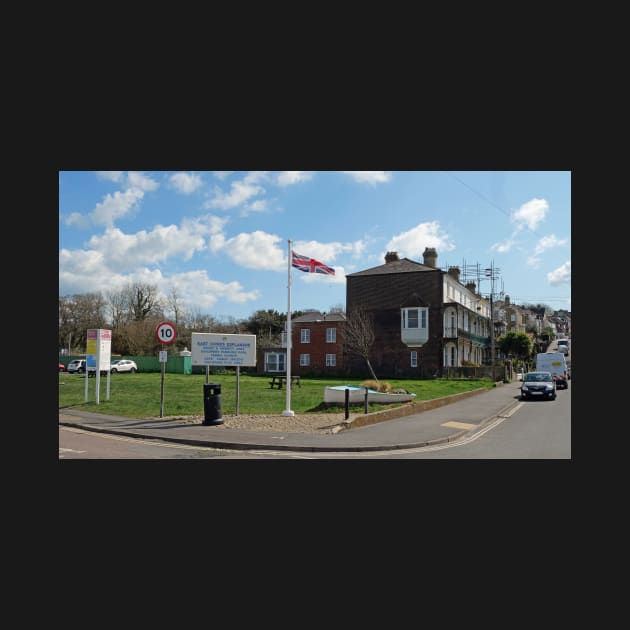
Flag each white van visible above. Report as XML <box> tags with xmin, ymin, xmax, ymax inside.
<box><xmin>536</xmin><ymin>352</ymin><xmax>568</xmax><ymax>389</ymax></box>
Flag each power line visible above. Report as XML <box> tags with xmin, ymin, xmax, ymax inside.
<box><xmin>443</xmin><ymin>172</ymin><xmax>511</xmax><ymax>218</ymax></box>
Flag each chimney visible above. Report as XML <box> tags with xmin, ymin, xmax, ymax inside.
<box><xmin>423</xmin><ymin>247</ymin><xmax>437</xmax><ymax>268</ymax></box>
<box><xmin>505</xmin><ymin>295</ymin><xmax>511</xmax><ymax>306</ymax></box>
<box><xmin>465</xmin><ymin>281</ymin><xmax>476</xmax><ymax>293</ymax></box>
<box><xmin>385</xmin><ymin>251</ymin><xmax>399</xmax><ymax>263</ymax></box>
<box><xmin>448</xmin><ymin>266</ymin><xmax>461</xmax><ymax>282</ymax></box>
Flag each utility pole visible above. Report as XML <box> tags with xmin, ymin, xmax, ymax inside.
<box><xmin>485</xmin><ymin>261</ymin><xmax>500</xmax><ymax>382</ymax></box>
<box><xmin>490</xmin><ymin>291</ymin><xmax>495</xmax><ymax>381</ymax></box>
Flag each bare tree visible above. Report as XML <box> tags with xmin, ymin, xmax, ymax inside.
<box><xmin>125</xmin><ymin>282</ymin><xmax>163</xmax><ymax>321</ymax></box>
<box><xmin>105</xmin><ymin>288</ymin><xmax>129</xmax><ymax>329</ymax></box>
<box><xmin>344</xmin><ymin>306</ymin><xmax>378</xmax><ymax>382</ymax></box>
<box><xmin>165</xmin><ymin>286</ymin><xmax>185</xmax><ymax>327</ymax></box>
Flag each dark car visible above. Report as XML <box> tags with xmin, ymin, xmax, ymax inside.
<box><xmin>520</xmin><ymin>371</ymin><xmax>556</xmax><ymax>401</ymax></box>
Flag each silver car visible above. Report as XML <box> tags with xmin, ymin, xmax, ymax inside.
<box><xmin>67</xmin><ymin>359</ymin><xmax>86</xmax><ymax>374</ymax></box>
<box><xmin>110</xmin><ymin>359</ymin><xmax>138</xmax><ymax>374</ymax></box>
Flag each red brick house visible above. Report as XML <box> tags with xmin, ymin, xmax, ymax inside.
<box><xmin>290</xmin><ymin>310</ymin><xmax>346</xmax><ymax>376</ymax></box>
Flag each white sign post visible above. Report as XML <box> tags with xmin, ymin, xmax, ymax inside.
<box><xmin>85</xmin><ymin>329</ymin><xmax>112</xmax><ymax>404</ymax></box>
<box><xmin>156</xmin><ymin>322</ymin><xmax>177</xmax><ymax>418</ymax></box>
<box><xmin>191</xmin><ymin>333</ymin><xmax>257</xmax><ymax>416</ymax></box>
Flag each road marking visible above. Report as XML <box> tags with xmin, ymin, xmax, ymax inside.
<box><xmin>59</xmin><ymin>447</ymin><xmax>86</xmax><ymax>453</ymax></box>
<box><xmin>442</xmin><ymin>421</ymin><xmax>477</xmax><ymax>430</ymax></box>
<box><xmin>500</xmin><ymin>402</ymin><xmax>524</xmax><ymax>418</ymax></box>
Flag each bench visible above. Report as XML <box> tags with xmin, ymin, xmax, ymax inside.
<box><xmin>268</xmin><ymin>375</ymin><xmax>301</xmax><ymax>390</ymax></box>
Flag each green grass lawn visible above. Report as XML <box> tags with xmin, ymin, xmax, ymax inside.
<box><xmin>58</xmin><ymin>372</ymin><xmax>494</xmax><ymax>418</ymax></box>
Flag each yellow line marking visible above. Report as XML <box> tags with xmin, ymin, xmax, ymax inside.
<box><xmin>441</xmin><ymin>421</ymin><xmax>477</xmax><ymax>430</ymax></box>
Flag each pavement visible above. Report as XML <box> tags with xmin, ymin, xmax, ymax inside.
<box><xmin>59</xmin><ymin>381</ymin><xmax>523</xmax><ymax>453</ymax></box>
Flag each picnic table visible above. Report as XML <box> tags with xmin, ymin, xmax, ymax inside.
<box><xmin>268</xmin><ymin>375</ymin><xmax>301</xmax><ymax>390</ymax></box>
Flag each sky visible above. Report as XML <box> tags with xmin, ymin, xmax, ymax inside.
<box><xmin>58</xmin><ymin>171</ymin><xmax>571</xmax><ymax>322</ymax></box>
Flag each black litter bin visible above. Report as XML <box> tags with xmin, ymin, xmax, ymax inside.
<box><xmin>203</xmin><ymin>382</ymin><xmax>223</xmax><ymax>425</ymax></box>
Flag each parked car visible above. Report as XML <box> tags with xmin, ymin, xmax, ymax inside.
<box><xmin>59</xmin><ymin>363</ymin><xmax>66</xmax><ymax>372</ymax></box>
<box><xmin>110</xmin><ymin>359</ymin><xmax>138</xmax><ymax>374</ymax></box>
<box><xmin>67</xmin><ymin>359</ymin><xmax>86</xmax><ymax>374</ymax></box>
<box><xmin>520</xmin><ymin>371</ymin><xmax>556</xmax><ymax>401</ymax></box>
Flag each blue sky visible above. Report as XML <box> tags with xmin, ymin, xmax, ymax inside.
<box><xmin>59</xmin><ymin>171</ymin><xmax>571</xmax><ymax>321</ymax></box>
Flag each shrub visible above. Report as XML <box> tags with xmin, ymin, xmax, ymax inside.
<box><xmin>361</xmin><ymin>379</ymin><xmax>393</xmax><ymax>393</ymax></box>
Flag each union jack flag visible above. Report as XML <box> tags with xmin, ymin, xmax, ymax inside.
<box><xmin>291</xmin><ymin>251</ymin><xmax>335</xmax><ymax>275</ymax></box>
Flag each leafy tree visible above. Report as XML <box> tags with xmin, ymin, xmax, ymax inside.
<box><xmin>497</xmin><ymin>330</ymin><xmax>532</xmax><ymax>361</ymax></box>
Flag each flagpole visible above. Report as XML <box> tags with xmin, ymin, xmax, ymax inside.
<box><xmin>282</xmin><ymin>239</ymin><xmax>295</xmax><ymax>416</ymax></box>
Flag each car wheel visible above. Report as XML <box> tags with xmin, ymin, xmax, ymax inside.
<box><xmin>130</xmin><ymin>368</ymin><xmax>136</xmax><ymax>373</ymax></box>
<box><xmin>111</xmin><ymin>368</ymin><xmax>117</xmax><ymax>373</ymax></box>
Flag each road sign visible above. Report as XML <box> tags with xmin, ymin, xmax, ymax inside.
<box><xmin>155</xmin><ymin>321</ymin><xmax>177</xmax><ymax>345</ymax></box>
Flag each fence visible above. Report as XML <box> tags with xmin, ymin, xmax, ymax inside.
<box><xmin>59</xmin><ymin>355</ymin><xmax>192</xmax><ymax>374</ymax></box>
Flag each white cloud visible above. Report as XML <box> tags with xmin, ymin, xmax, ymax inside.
<box><xmin>511</xmin><ymin>198</ymin><xmax>549</xmax><ymax>231</ymax></box>
<box><xmin>64</xmin><ymin>212</ymin><xmax>91</xmax><ymax>229</ymax></box>
<box><xmin>161</xmin><ymin>270</ymin><xmax>260</xmax><ymax>309</ymax></box>
<box><xmin>59</xmin><ymin>249</ymin><xmax>259</xmax><ymax>311</ymax></box>
<box><xmin>96</xmin><ymin>171</ymin><xmax>124</xmax><ymax>182</ymax></box>
<box><xmin>384</xmin><ymin>221</ymin><xmax>455</xmax><ymax>261</ymax></box>
<box><xmin>127</xmin><ymin>171</ymin><xmax>159</xmax><ymax>192</ymax></box>
<box><xmin>67</xmin><ymin>172</ymin><xmax>161</xmax><ymax>229</ymax></box>
<box><xmin>547</xmin><ymin>261</ymin><xmax>571</xmax><ymax>286</ymax></box>
<box><xmin>169</xmin><ymin>172</ymin><xmax>203</xmax><ymax>194</ymax></box>
<box><xmin>214</xmin><ymin>171</ymin><xmax>234</xmax><ymax>180</ymax></box>
<box><xmin>340</xmin><ymin>171</ymin><xmax>392</xmax><ymax>185</ymax></box>
<box><xmin>293</xmin><ymin>240</ymin><xmax>364</xmax><ymax>263</ymax></box>
<box><xmin>205</xmin><ymin>179</ymin><xmax>266</xmax><ymax>210</ymax></box>
<box><xmin>297</xmin><ymin>265</ymin><xmax>347</xmax><ymax>285</ymax></box>
<box><xmin>88</xmin><ymin>188</ymin><xmax>146</xmax><ymax>228</ymax></box>
<box><xmin>491</xmin><ymin>236</ymin><xmax>518</xmax><ymax>254</ymax></box>
<box><xmin>277</xmin><ymin>171</ymin><xmax>313</xmax><ymax>187</ymax></box>
<box><xmin>216</xmin><ymin>231</ymin><xmax>287</xmax><ymax>271</ymax></box>
<box><xmin>83</xmin><ymin>215</ymin><xmax>221</xmax><ymax>272</ymax></box>
<box><xmin>533</xmin><ymin>234</ymin><xmax>568</xmax><ymax>256</ymax></box>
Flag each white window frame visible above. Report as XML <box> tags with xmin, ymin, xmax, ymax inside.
<box><xmin>264</xmin><ymin>352</ymin><xmax>286</xmax><ymax>373</ymax></box>
<box><xmin>325</xmin><ymin>353</ymin><xmax>336</xmax><ymax>367</ymax></box>
<box><xmin>410</xmin><ymin>351</ymin><xmax>417</xmax><ymax>367</ymax></box>
<box><xmin>300</xmin><ymin>353</ymin><xmax>310</xmax><ymax>367</ymax></box>
<box><xmin>326</xmin><ymin>327</ymin><xmax>336</xmax><ymax>343</ymax></box>
<box><xmin>401</xmin><ymin>307</ymin><xmax>428</xmax><ymax>330</ymax></box>
<box><xmin>300</xmin><ymin>329</ymin><xmax>311</xmax><ymax>344</ymax></box>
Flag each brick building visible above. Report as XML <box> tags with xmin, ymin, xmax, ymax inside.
<box><xmin>290</xmin><ymin>310</ymin><xmax>346</xmax><ymax>376</ymax></box>
<box><xmin>345</xmin><ymin>249</ymin><xmax>493</xmax><ymax>378</ymax></box>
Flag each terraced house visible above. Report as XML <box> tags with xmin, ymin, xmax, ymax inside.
<box><xmin>345</xmin><ymin>248</ymin><xmax>493</xmax><ymax>378</ymax></box>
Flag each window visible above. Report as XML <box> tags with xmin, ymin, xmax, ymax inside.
<box><xmin>264</xmin><ymin>352</ymin><xmax>286</xmax><ymax>373</ymax></box>
<box><xmin>401</xmin><ymin>306</ymin><xmax>429</xmax><ymax>347</ymax></box>
<box><xmin>410</xmin><ymin>351</ymin><xmax>417</xmax><ymax>367</ymax></box>
<box><xmin>326</xmin><ymin>327</ymin><xmax>336</xmax><ymax>343</ymax></box>
<box><xmin>326</xmin><ymin>354</ymin><xmax>336</xmax><ymax>367</ymax></box>
<box><xmin>300</xmin><ymin>353</ymin><xmax>310</xmax><ymax>367</ymax></box>
<box><xmin>300</xmin><ymin>329</ymin><xmax>310</xmax><ymax>344</ymax></box>
<box><xmin>402</xmin><ymin>307</ymin><xmax>427</xmax><ymax>329</ymax></box>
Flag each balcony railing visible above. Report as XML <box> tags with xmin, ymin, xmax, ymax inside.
<box><xmin>443</xmin><ymin>327</ymin><xmax>491</xmax><ymax>346</ymax></box>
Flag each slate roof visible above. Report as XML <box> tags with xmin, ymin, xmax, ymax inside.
<box><xmin>346</xmin><ymin>257</ymin><xmax>440</xmax><ymax>277</ymax></box>
<box><xmin>292</xmin><ymin>310</ymin><xmax>346</xmax><ymax>323</ymax></box>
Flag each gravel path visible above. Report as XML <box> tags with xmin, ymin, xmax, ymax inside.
<box><xmin>155</xmin><ymin>411</ymin><xmax>360</xmax><ymax>435</ymax></box>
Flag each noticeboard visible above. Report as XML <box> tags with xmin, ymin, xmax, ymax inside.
<box><xmin>192</xmin><ymin>333</ymin><xmax>257</xmax><ymax>367</ymax></box>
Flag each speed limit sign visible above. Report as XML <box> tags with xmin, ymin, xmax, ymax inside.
<box><xmin>156</xmin><ymin>321</ymin><xmax>177</xmax><ymax>345</ymax></box>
